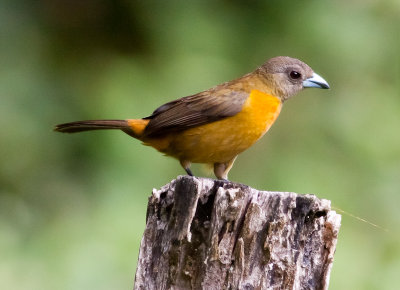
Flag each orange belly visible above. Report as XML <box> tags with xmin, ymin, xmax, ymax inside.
<box><xmin>145</xmin><ymin>90</ymin><xmax>282</xmax><ymax>163</ymax></box>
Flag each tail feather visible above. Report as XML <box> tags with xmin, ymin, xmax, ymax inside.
<box><xmin>54</xmin><ymin>119</ymin><xmax>150</xmax><ymax>139</ymax></box>
<box><xmin>54</xmin><ymin>120</ymin><xmax>130</xmax><ymax>133</ymax></box>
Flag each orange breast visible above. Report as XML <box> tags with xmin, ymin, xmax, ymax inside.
<box><xmin>147</xmin><ymin>90</ymin><xmax>282</xmax><ymax>163</ymax></box>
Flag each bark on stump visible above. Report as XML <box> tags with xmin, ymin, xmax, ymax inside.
<box><xmin>134</xmin><ymin>176</ymin><xmax>341</xmax><ymax>290</ymax></box>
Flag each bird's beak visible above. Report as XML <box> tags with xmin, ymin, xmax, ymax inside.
<box><xmin>303</xmin><ymin>73</ymin><xmax>330</xmax><ymax>89</ymax></box>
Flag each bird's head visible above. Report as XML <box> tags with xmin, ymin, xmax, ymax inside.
<box><xmin>257</xmin><ymin>56</ymin><xmax>330</xmax><ymax>101</ymax></box>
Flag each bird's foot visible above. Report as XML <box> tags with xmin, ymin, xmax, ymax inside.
<box><xmin>185</xmin><ymin>168</ymin><xmax>194</xmax><ymax>176</ymax></box>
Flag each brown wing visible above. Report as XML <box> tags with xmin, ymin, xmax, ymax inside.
<box><xmin>143</xmin><ymin>87</ymin><xmax>249</xmax><ymax>137</ymax></box>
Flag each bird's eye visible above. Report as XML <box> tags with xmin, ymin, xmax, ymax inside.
<box><xmin>289</xmin><ymin>71</ymin><xmax>301</xmax><ymax>79</ymax></box>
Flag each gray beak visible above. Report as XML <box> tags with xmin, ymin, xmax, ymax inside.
<box><xmin>303</xmin><ymin>73</ymin><xmax>330</xmax><ymax>89</ymax></box>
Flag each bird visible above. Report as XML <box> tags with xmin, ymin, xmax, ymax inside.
<box><xmin>55</xmin><ymin>56</ymin><xmax>329</xmax><ymax>180</ymax></box>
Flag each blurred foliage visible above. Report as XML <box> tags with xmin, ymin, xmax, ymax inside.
<box><xmin>1</xmin><ymin>0</ymin><xmax>400</xmax><ymax>289</ymax></box>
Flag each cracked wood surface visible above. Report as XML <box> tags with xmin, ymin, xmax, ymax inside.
<box><xmin>134</xmin><ymin>176</ymin><xmax>341</xmax><ymax>290</ymax></box>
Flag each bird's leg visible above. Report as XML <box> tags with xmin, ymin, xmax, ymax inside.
<box><xmin>180</xmin><ymin>160</ymin><xmax>193</xmax><ymax>176</ymax></box>
<box><xmin>213</xmin><ymin>156</ymin><xmax>237</xmax><ymax>180</ymax></box>
<box><xmin>185</xmin><ymin>168</ymin><xmax>194</xmax><ymax>176</ymax></box>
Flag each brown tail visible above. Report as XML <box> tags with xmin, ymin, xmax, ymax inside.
<box><xmin>54</xmin><ymin>120</ymin><xmax>130</xmax><ymax>133</ymax></box>
<box><xmin>54</xmin><ymin>119</ymin><xmax>149</xmax><ymax>138</ymax></box>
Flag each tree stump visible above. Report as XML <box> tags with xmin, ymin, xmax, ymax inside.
<box><xmin>134</xmin><ymin>176</ymin><xmax>341</xmax><ymax>290</ymax></box>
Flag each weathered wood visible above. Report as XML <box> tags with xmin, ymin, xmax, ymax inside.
<box><xmin>134</xmin><ymin>176</ymin><xmax>341</xmax><ymax>290</ymax></box>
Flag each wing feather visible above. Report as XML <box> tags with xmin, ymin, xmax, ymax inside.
<box><xmin>143</xmin><ymin>87</ymin><xmax>249</xmax><ymax>137</ymax></box>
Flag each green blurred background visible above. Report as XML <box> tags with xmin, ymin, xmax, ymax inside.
<box><xmin>1</xmin><ymin>1</ymin><xmax>399</xmax><ymax>289</ymax></box>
